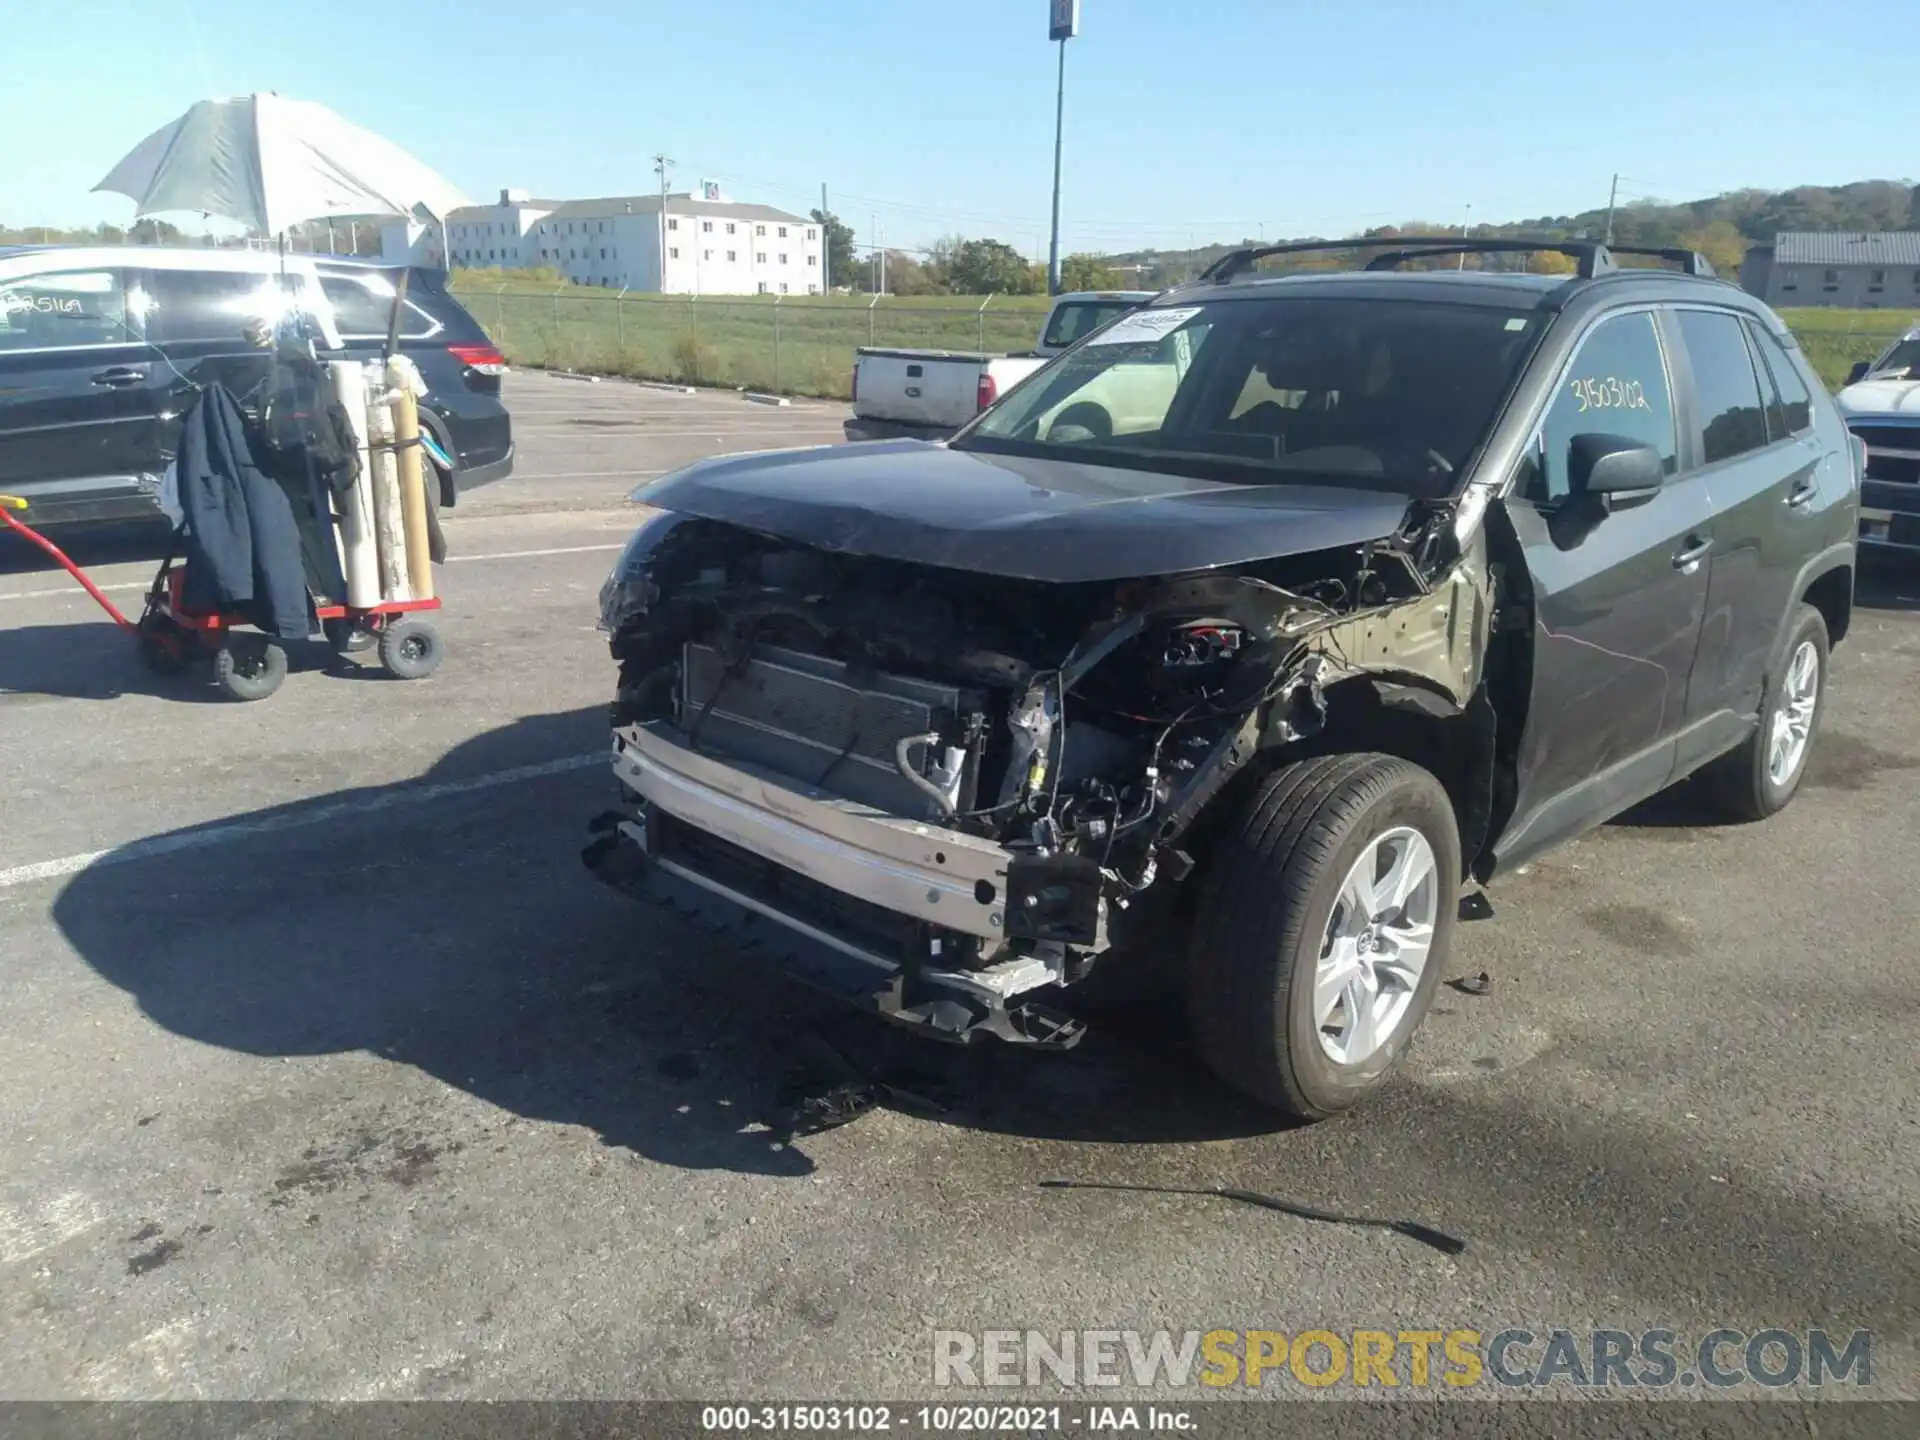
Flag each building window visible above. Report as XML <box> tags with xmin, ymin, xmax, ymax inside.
<box><xmin>808</xmin><ymin>284</ymin><xmax>819</xmax><ymax>295</ymax></box>
<box><xmin>756</xmin><ymin>252</ymin><xmax>767</xmax><ymax>263</ymax></box>
<box><xmin>1822</xmin><ymin>268</ymin><xmax>1839</xmax><ymax>291</ymax></box>
<box><xmin>778</xmin><ymin>282</ymin><xmax>789</xmax><ymax>294</ymax></box>
<box><xmin>757</xmin><ymin>281</ymin><xmax>768</xmax><ymax>294</ymax></box>
<box><xmin>806</xmin><ymin>255</ymin><xmax>817</xmax><ymax>266</ymax></box>
<box><xmin>669</xmin><ymin>247</ymin><xmax>679</xmax><ymax>259</ymax></box>
<box><xmin>726</xmin><ymin>222</ymin><xmax>736</xmax><ymax>234</ymax></box>
<box><xmin>1870</xmin><ymin>268</ymin><xmax>1887</xmax><ymax>292</ymax></box>
<box><xmin>1912</xmin><ymin>270</ymin><xmax>1920</xmax><ymax>290</ymax></box>
<box><xmin>668</xmin><ymin>218</ymin><xmax>678</xmax><ymax>230</ymax></box>
<box><xmin>806</xmin><ymin>228</ymin><xmax>816</xmax><ymax>241</ymax></box>
<box><xmin>702</xmin><ymin>220</ymin><xmax>713</xmax><ymax>233</ymax></box>
<box><xmin>488</xmin><ymin>249</ymin><xmax>496</xmax><ymax>260</ymax></box>
<box><xmin>777</xmin><ymin>226</ymin><xmax>788</xmax><ymax>238</ymax></box>
<box><xmin>778</xmin><ymin>253</ymin><xmax>788</xmax><ymax>264</ymax></box>
<box><xmin>755</xmin><ymin>224</ymin><xmax>765</xmax><ymax>236</ymax></box>
<box><xmin>727</xmin><ymin>250</ymin><xmax>737</xmax><ymax>262</ymax></box>
<box><xmin>703</xmin><ymin>249</ymin><xmax>712</xmax><ymax>260</ymax></box>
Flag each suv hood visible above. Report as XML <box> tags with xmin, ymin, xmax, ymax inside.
<box><xmin>632</xmin><ymin>439</ymin><xmax>1413</xmax><ymax>583</ymax></box>
<box><xmin>1837</xmin><ymin>378</ymin><xmax>1920</xmax><ymax>417</ymax></box>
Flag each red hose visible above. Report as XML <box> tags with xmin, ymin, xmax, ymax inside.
<box><xmin>0</xmin><ymin>507</ymin><xmax>136</xmax><ymax>631</ymax></box>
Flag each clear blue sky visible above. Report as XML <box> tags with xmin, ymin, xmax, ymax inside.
<box><xmin>5</xmin><ymin>0</ymin><xmax>1911</xmax><ymax>256</ymax></box>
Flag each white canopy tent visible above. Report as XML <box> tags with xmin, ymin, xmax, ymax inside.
<box><xmin>94</xmin><ymin>92</ymin><xmax>470</xmax><ymax>238</ymax></box>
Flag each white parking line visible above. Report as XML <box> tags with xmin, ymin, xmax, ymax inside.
<box><xmin>0</xmin><ymin>752</ymin><xmax>604</xmax><ymax>891</ymax></box>
<box><xmin>510</xmin><ymin>469</ymin><xmax>665</xmax><ymax>481</ymax></box>
<box><xmin>0</xmin><ymin>580</ymin><xmax>150</xmax><ymax>602</ymax></box>
<box><xmin>446</xmin><ymin>543</ymin><xmax>623</xmax><ymax>563</ymax></box>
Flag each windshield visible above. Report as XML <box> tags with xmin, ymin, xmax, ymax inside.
<box><xmin>1868</xmin><ymin>338</ymin><xmax>1920</xmax><ymax>378</ymax></box>
<box><xmin>1042</xmin><ymin>299</ymin><xmax>1144</xmax><ymax>350</ymax></box>
<box><xmin>957</xmin><ymin>295</ymin><xmax>1544</xmax><ymax>499</ymax></box>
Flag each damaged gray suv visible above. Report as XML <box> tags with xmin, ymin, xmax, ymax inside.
<box><xmin>587</xmin><ymin>237</ymin><xmax>1858</xmax><ymax>1121</ymax></box>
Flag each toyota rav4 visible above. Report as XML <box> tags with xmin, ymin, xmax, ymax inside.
<box><xmin>586</xmin><ymin>237</ymin><xmax>1858</xmax><ymax>1120</ymax></box>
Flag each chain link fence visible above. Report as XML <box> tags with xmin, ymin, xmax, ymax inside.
<box><xmin>449</xmin><ymin>281</ymin><xmax>1053</xmax><ymax>400</ymax></box>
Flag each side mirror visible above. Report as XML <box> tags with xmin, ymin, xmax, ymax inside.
<box><xmin>1847</xmin><ymin>361</ymin><xmax>1871</xmax><ymax>386</ymax></box>
<box><xmin>1568</xmin><ymin>433</ymin><xmax>1663</xmax><ymax>507</ymax></box>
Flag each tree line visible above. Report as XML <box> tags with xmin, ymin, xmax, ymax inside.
<box><xmin>1104</xmin><ymin>180</ymin><xmax>1920</xmax><ymax>286</ymax></box>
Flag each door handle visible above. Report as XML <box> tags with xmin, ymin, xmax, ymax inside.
<box><xmin>1672</xmin><ymin>535</ymin><xmax>1713</xmax><ymax>571</ymax></box>
<box><xmin>1785</xmin><ymin>478</ymin><xmax>1818</xmax><ymax>509</ymax></box>
<box><xmin>90</xmin><ymin>365</ymin><xmax>149</xmax><ymax>388</ymax></box>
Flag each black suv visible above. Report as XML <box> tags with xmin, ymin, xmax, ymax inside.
<box><xmin>588</xmin><ymin>238</ymin><xmax>1857</xmax><ymax>1120</ymax></box>
<box><xmin>0</xmin><ymin>245</ymin><xmax>512</xmax><ymax>527</ymax></box>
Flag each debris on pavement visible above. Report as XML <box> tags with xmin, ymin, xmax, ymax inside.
<box><xmin>768</xmin><ymin>1030</ymin><xmax>954</xmax><ymax>1141</ymax></box>
<box><xmin>1447</xmin><ymin>970</ymin><xmax>1493</xmax><ymax>996</ymax></box>
<box><xmin>1039</xmin><ymin>1178</ymin><xmax>1467</xmax><ymax>1256</ymax></box>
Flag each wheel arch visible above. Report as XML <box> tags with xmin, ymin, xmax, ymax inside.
<box><xmin>1801</xmin><ymin>559</ymin><xmax>1853</xmax><ymax>649</ymax></box>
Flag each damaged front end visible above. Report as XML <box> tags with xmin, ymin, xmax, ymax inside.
<box><xmin>585</xmin><ymin>503</ymin><xmax>1490</xmax><ymax>1048</ymax></box>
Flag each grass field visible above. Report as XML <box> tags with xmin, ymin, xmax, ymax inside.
<box><xmin>448</xmin><ymin>276</ymin><xmax>1917</xmax><ymax>399</ymax></box>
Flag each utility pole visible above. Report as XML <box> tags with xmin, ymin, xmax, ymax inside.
<box><xmin>879</xmin><ymin>221</ymin><xmax>886</xmax><ymax>295</ymax></box>
<box><xmin>1457</xmin><ymin>203</ymin><xmax>1471</xmax><ymax>271</ymax></box>
<box><xmin>821</xmin><ymin>183</ymin><xmax>830</xmax><ymax>292</ymax></box>
<box><xmin>1046</xmin><ymin>0</ymin><xmax>1080</xmax><ymax>295</ymax></box>
<box><xmin>654</xmin><ymin>152</ymin><xmax>674</xmax><ymax>291</ymax></box>
<box><xmin>1603</xmin><ymin>173</ymin><xmax>1619</xmax><ymax>247</ymax></box>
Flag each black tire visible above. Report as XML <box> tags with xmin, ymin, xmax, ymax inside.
<box><xmin>213</xmin><ymin>636</ymin><xmax>288</xmax><ymax>701</ymax></box>
<box><xmin>323</xmin><ymin>618</ymin><xmax>377</xmax><ymax>654</ymax></box>
<box><xmin>1698</xmin><ymin>602</ymin><xmax>1829</xmax><ymax>821</ymax></box>
<box><xmin>136</xmin><ymin>613</ymin><xmax>192</xmax><ymax>675</ymax></box>
<box><xmin>1185</xmin><ymin>754</ymin><xmax>1460</xmax><ymax>1120</ymax></box>
<box><xmin>378</xmin><ymin>619</ymin><xmax>443</xmax><ymax>680</ymax></box>
<box><xmin>1049</xmin><ymin>402</ymin><xmax>1113</xmax><ymax>440</ymax></box>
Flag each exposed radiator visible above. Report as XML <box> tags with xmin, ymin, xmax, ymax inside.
<box><xmin>679</xmin><ymin>641</ymin><xmax>980</xmax><ymax>817</ymax></box>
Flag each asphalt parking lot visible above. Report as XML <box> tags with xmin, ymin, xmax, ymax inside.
<box><xmin>1</xmin><ymin>370</ymin><xmax>1915</xmax><ymax>1412</ymax></box>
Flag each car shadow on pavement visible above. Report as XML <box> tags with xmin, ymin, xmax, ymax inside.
<box><xmin>51</xmin><ymin>706</ymin><xmax>1279</xmax><ymax>1186</ymax></box>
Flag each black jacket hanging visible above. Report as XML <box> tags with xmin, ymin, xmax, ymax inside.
<box><xmin>175</xmin><ymin>382</ymin><xmax>315</xmax><ymax>641</ymax></box>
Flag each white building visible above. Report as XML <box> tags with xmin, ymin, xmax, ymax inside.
<box><xmin>388</xmin><ymin>186</ymin><xmax>824</xmax><ymax>296</ymax></box>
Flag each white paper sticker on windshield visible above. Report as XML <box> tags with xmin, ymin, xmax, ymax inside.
<box><xmin>1085</xmin><ymin>305</ymin><xmax>1202</xmax><ymax>345</ymax></box>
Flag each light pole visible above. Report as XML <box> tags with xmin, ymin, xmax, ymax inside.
<box><xmin>654</xmin><ymin>153</ymin><xmax>674</xmax><ymax>292</ymax></box>
<box><xmin>1045</xmin><ymin>0</ymin><xmax>1080</xmax><ymax>295</ymax></box>
<box><xmin>1457</xmin><ymin>204</ymin><xmax>1471</xmax><ymax>270</ymax></box>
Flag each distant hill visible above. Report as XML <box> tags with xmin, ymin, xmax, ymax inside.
<box><xmin>1105</xmin><ymin>180</ymin><xmax>1920</xmax><ymax>285</ymax></box>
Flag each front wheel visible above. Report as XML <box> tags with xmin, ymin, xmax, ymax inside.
<box><xmin>1698</xmin><ymin>603</ymin><xmax>1828</xmax><ymax>821</ymax></box>
<box><xmin>1185</xmin><ymin>754</ymin><xmax>1460</xmax><ymax>1120</ymax></box>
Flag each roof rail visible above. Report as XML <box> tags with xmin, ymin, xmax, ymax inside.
<box><xmin>1197</xmin><ymin>236</ymin><xmax>1620</xmax><ymax>283</ymax></box>
<box><xmin>1601</xmin><ymin>245</ymin><xmax>1718</xmax><ymax>278</ymax></box>
<box><xmin>1197</xmin><ymin>236</ymin><xmax>1717</xmax><ymax>284</ymax></box>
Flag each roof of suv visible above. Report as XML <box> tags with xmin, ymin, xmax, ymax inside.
<box><xmin>1157</xmin><ymin>259</ymin><xmax>1773</xmax><ymax>327</ymax></box>
<box><xmin>1153</xmin><ymin>235</ymin><xmax>1760</xmax><ymax>319</ymax></box>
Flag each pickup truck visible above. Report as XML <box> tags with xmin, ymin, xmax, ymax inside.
<box><xmin>843</xmin><ymin>290</ymin><xmax>1153</xmax><ymax>442</ymax></box>
<box><xmin>1835</xmin><ymin>323</ymin><xmax>1920</xmax><ymax>552</ymax></box>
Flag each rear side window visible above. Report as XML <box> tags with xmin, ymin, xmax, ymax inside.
<box><xmin>1529</xmin><ymin>311</ymin><xmax>1677</xmax><ymax>503</ymax></box>
<box><xmin>319</xmin><ymin>274</ymin><xmax>436</xmax><ymax>339</ymax></box>
<box><xmin>1746</xmin><ymin>321</ymin><xmax>1813</xmax><ymax>436</ymax></box>
<box><xmin>142</xmin><ymin>269</ymin><xmax>286</xmax><ymax>345</ymax></box>
<box><xmin>0</xmin><ymin>269</ymin><xmax>130</xmax><ymax>350</ymax></box>
<box><xmin>1042</xmin><ymin>301</ymin><xmax>1139</xmax><ymax>350</ymax></box>
<box><xmin>1674</xmin><ymin>310</ymin><xmax>1769</xmax><ymax>463</ymax></box>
